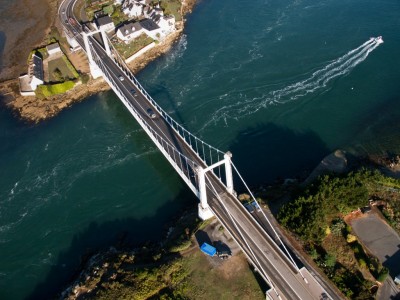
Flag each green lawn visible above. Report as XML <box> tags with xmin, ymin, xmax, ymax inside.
<box><xmin>113</xmin><ymin>34</ymin><xmax>154</xmax><ymax>59</ymax></box>
<box><xmin>161</xmin><ymin>0</ymin><xmax>182</xmax><ymax>21</ymax></box>
<box><xmin>182</xmin><ymin>252</ymin><xmax>265</xmax><ymax>300</ymax></box>
<box><xmin>36</xmin><ymin>81</ymin><xmax>75</xmax><ymax>97</ymax></box>
<box><xmin>48</xmin><ymin>56</ymin><xmax>78</xmax><ymax>83</ymax></box>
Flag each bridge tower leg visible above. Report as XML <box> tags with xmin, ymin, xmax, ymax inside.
<box><xmin>197</xmin><ymin>166</ymin><xmax>214</xmax><ymax>220</ymax></box>
<box><xmin>82</xmin><ymin>32</ymin><xmax>103</xmax><ymax>79</ymax></box>
<box><xmin>100</xmin><ymin>29</ymin><xmax>111</xmax><ymax>57</ymax></box>
<box><xmin>224</xmin><ymin>151</ymin><xmax>234</xmax><ymax>194</ymax></box>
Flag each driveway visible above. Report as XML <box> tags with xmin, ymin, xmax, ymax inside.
<box><xmin>351</xmin><ymin>210</ymin><xmax>400</xmax><ymax>299</ymax></box>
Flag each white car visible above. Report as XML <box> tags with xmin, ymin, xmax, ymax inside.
<box><xmin>119</xmin><ymin>75</ymin><xmax>124</xmax><ymax>81</ymax></box>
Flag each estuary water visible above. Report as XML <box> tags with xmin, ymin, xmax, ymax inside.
<box><xmin>1</xmin><ymin>0</ymin><xmax>400</xmax><ymax>298</ymax></box>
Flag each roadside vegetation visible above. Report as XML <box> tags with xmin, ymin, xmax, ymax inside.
<box><xmin>277</xmin><ymin>169</ymin><xmax>400</xmax><ymax>299</ymax></box>
<box><xmin>62</xmin><ymin>213</ymin><xmax>264</xmax><ymax>300</ymax></box>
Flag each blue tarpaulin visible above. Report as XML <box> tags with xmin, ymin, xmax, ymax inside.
<box><xmin>200</xmin><ymin>242</ymin><xmax>217</xmax><ymax>256</ymax></box>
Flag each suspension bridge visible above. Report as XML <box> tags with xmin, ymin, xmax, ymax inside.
<box><xmin>58</xmin><ymin>1</ymin><xmax>337</xmax><ymax>299</ymax></box>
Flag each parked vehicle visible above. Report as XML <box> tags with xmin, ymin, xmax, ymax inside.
<box><xmin>200</xmin><ymin>243</ymin><xmax>217</xmax><ymax>257</ymax></box>
<box><xmin>244</xmin><ymin>203</ymin><xmax>254</xmax><ymax>213</ymax></box>
<box><xmin>250</xmin><ymin>200</ymin><xmax>262</xmax><ymax>212</ymax></box>
<box><xmin>146</xmin><ymin>108</ymin><xmax>156</xmax><ymax>119</ymax></box>
<box><xmin>395</xmin><ymin>274</ymin><xmax>400</xmax><ymax>285</ymax></box>
<box><xmin>217</xmin><ymin>250</ymin><xmax>232</xmax><ymax>259</ymax></box>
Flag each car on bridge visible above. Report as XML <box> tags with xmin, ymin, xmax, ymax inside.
<box><xmin>244</xmin><ymin>203</ymin><xmax>255</xmax><ymax>213</ymax></box>
<box><xmin>130</xmin><ymin>89</ymin><xmax>136</xmax><ymax>95</ymax></box>
<box><xmin>250</xmin><ymin>200</ymin><xmax>262</xmax><ymax>212</ymax></box>
<box><xmin>119</xmin><ymin>75</ymin><xmax>124</xmax><ymax>81</ymax></box>
<box><xmin>146</xmin><ymin>108</ymin><xmax>156</xmax><ymax>119</ymax></box>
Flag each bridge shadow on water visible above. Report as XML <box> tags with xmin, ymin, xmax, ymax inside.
<box><xmin>228</xmin><ymin>122</ymin><xmax>330</xmax><ymax>188</ymax></box>
<box><xmin>25</xmin><ymin>185</ymin><xmax>197</xmax><ymax>300</ymax></box>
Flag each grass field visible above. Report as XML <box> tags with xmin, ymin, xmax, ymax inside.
<box><xmin>48</xmin><ymin>56</ymin><xmax>78</xmax><ymax>83</ymax></box>
<box><xmin>162</xmin><ymin>0</ymin><xmax>182</xmax><ymax>21</ymax></box>
<box><xmin>182</xmin><ymin>251</ymin><xmax>265</xmax><ymax>299</ymax></box>
<box><xmin>113</xmin><ymin>34</ymin><xmax>154</xmax><ymax>59</ymax></box>
<box><xmin>36</xmin><ymin>81</ymin><xmax>75</xmax><ymax>97</ymax></box>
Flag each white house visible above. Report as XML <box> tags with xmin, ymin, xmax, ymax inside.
<box><xmin>156</xmin><ymin>15</ymin><xmax>175</xmax><ymax>37</ymax></box>
<box><xmin>122</xmin><ymin>2</ymin><xmax>143</xmax><ymax>18</ymax></box>
<box><xmin>139</xmin><ymin>18</ymin><xmax>162</xmax><ymax>40</ymax></box>
<box><xmin>29</xmin><ymin>54</ymin><xmax>44</xmax><ymax>90</ymax></box>
<box><xmin>95</xmin><ymin>15</ymin><xmax>115</xmax><ymax>32</ymax></box>
<box><xmin>46</xmin><ymin>43</ymin><xmax>62</xmax><ymax>56</ymax></box>
<box><xmin>116</xmin><ymin>22</ymin><xmax>143</xmax><ymax>43</ymax></box>
<box><xmin>19</xmin><ymin>53</ymin><xmax>44</xmax><ymax>95</ymax></box>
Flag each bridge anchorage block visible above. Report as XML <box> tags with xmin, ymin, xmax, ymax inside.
<box><xmin>198</xmin><ymin>203</ymin><xmax>214</xmax><ymax>221</ymax></box>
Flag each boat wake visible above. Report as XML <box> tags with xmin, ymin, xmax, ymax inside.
<box><xmin>199</xmin><ymin>37</ymin><xmax>383</xmax><ymax>131</ymax></box>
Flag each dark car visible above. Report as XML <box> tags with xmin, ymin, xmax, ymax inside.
<box><xmin>130</xmin><ymin>89</ymin><xmax>136</xmax><ymax>95</ymax></box>
<box><xmin>146</xmin><ymin>108</ymin><xmax>156</xmax><ymax>119</ymax></box>
<box><xmin>244</xmin><ymin>203</ymin><xmax>254</xmax><ymax>213</ymax></box>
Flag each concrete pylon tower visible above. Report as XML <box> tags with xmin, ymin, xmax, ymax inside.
<box><xmin>100</xmin><ymin>29</ymin><xmax>111</xmax><ymax>56</ymax></box>
<box><xmin>197</xmin><ymin>166</ymin><xmax>214</xmax><ymax>220</ymax></box>
<box><xmin>224</xmin><ymin>151</ymin><xmax>234</xmax><ymax>194</ymax></box>
<box><xmin>82</xmin><ymin>32</ymin><xmax>103</xmax><ymax>79</ymax></box>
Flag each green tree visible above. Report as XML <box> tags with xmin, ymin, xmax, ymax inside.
<box><xmin>324</xmin><ymin>253</ymin><xmax>336</xmax><ymax>268</ymax></box>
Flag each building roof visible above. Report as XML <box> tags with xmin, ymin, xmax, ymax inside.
<box><xmin>31</xmin><ymin>54</ymin><xmax>44</xmax><ymax>81</ymax></box>
<box><xmin>46</xmin><ymin>43</ymin><xmax>61</xmax><ymax>52</ymax></box>
<box><xmin>139</xmin><ymin>18</ymin><xmax>159</xmax><ymax>31</ymax></box>
<box><xmin>96</xmin><ymin>15</ymin><xmax>113</xmax><ymax>26</ymax></box>
<box><xmin>117</xmin><ymin>22</ymin><xmax>142</xmax><ymax>37</ymax></box>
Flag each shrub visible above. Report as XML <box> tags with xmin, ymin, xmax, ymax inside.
<box><xmin>309</xmin><ymin>247</ymin><xmax>319</xmax><ymax>260</ymax></box>
<box><xmin>358</xmin><ymin>258</ymin><xmax>367</xmax><ymax>268</ymax></box>
<box><xmin>324</xmin><ymin>253</ymin><xmax>336</xmax><ymax>268</ymax></box>
<box><xmin>346</xmin><ymin>234</ymin><xmax>357</xmax><ymax>243</ymax></box>
<box><xmin>377</xmin><ymin>267</ymin><xmax>389</xmax><ymax>282</ymax></box>
<box><xmin>80</xmin><ymin>73</ymin><xmax>90</xmax><ymax>84</ymax></box>
<box><xmin>331</xmin><ymin>219</ymin><xmax>346</xmax><ymax>236</ymax></box>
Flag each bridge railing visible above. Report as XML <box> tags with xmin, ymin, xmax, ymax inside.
<box><xmin>107</xmin><ymin>38</ymin><xmax>225</xmax><ymax>172</ymax></box>
<box><xmin>90</xmin><ymin>44</ymin><xmax>200</xmax><ymax>196</ymax></box>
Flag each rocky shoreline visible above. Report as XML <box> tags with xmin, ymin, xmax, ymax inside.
<box><xmin>0</xmin><ymin>0</ymin><xmax>198</xmax><ymax>123</ymax></box>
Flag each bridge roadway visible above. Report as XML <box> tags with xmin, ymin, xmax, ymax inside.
<box><xmin>58</xmin><ymin>2</ymin><xmax>324</xmax><ymax>299</ymax></box>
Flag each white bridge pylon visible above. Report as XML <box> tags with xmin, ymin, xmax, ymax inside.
<box><xmin>82</xmin><ymin>29</ymin><xmax>109</xmax><ymax>79</ymax></box>
<box><xmin>197</xmin><ymin>151</ymin><xmax>234</xmax><ymax>220</ymax></box>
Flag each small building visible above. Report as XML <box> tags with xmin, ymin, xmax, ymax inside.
<box><xmin>116</xmin><ymin>22</ymin><xmax>143</xmax><ymax>43</ymax></box>
<box><xmin>46</xmin><ymin>43</ymin><xmax>62</xmax><ymax>56</ymax></box>
<box><xmin>95</xmin><ymin>15</ymin><xmax>115</xmax><ymax>33</ymax></box>
<box><xmin>29</xmin><ymin>54</ymin><xmax>44</xmax><ymax>90</ymax></box>
<box><xmin>66</xmin><ymin>32</ymin><xmax>81</xmax><ymax>51</ymax></box>
<box><xmin>139</xmin><ymin>18</ymin><xmax>161</xmax><ymax>40</ymax></box>
<box><xmin>122</xmin><ymin>2</ymin><xmax>143</xmax><ymax>18</ymax></box>
<box><xmin>200</xmin><ymin>243</ymin><xmax>217</xmax><ymax>257</ymax></box>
